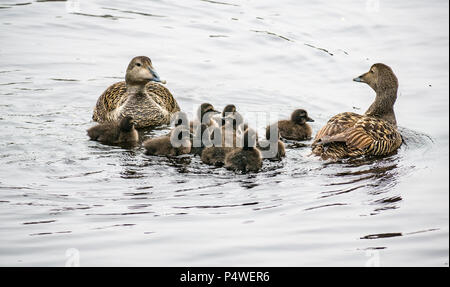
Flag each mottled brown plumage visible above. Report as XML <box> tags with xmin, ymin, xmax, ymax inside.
<box><xmin>87</xmin><ymin>116</ymin><xmax>138</xmax><ymax>146</ymax></box>
<box><xmin>268</xmin><ymin>109</ymin><xmax>314</xmax><ymax>141</ymax></box>
<box><xmin>92</xmin><ymin>56</ymin><xmax>180</xmax><ymax>128</ymax></box>
<box><xmin>312</xmin><ymin>63</ymin><xmax>402</xmax><ymax>160</ymax></box>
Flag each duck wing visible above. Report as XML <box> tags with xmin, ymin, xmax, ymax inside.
<box><xmin>92</xmin><ymin>82</ymin><xmax>180</xmax><ymax>123</ymax></box>
<box><xmin>145</xmin><ymin>83</ymin><xmax>180</xmax><ymax>113</ymax></box>
<box><xmin>93</xmin><ymin>81</ymin><xmax>128</xmax><ymax>122</ymax></box>
<box><xmin>313</xmin><ymin>112</ymin><xmax>363</xmax><ymax>146</ymax></box>
<box><xmin>343</xmin><ymin>116</ymin><xmax>402</xmax><ymax>155</ymax></box>
<box><xmin>313</xmin><ymin>113</ymin><xmax>402</xmax><ymax>157</ymax></box>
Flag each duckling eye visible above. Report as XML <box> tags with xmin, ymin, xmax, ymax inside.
<box><xmin>135</xmin><ymin>63</ymin><xmax>142</xmax><ymax>67</ymax></box>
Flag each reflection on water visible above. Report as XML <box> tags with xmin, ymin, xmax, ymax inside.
<box><xmin>0</xmin><ymin>0</ymin><xmax>448</xmax><ymax>266</ymax></box>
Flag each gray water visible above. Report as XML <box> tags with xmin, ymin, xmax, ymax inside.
<box><xmin>0</xmin><ymin>0</ymin><xmax>448</xmax><ymax>267</ymax></box>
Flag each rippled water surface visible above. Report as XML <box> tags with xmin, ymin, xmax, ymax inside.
<box><xmin>0</xmin><ymin>0</ymin><xmax>448</xmax><ymax>266</ymax></box>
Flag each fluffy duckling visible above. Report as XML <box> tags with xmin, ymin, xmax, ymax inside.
<box><xmin>190</xmin><ymin>123</ymin><xmax>210</xmax><ymax>156</ymax></box>
<box><xmin>87</xmin><ymin>116</ymin><xmax>138</xmax><ymax>145</ymax></box>
<box><xmin>143</xmin><ymin>125</ymin><xmax>191</xmax><ymax>156</ymax></box>
<box><xmin>224</xmin><ymin>128</ymin><xmax>262</xmax><ymax>173</ymax></box>
<box><xmin>312</xmin><ymin>63</ymin><xmax>403</xmax><ymax>160</ymax></box>
<box><xmin>201</xmin><ymin>115</ymin><xmax>242</xmax><ymax>166</ymax></box>
<box><xmin>92</xmin><ymin>56</ymin><xmax>179</xmax><ymax>128</ymax></box>
<box><xmin>258</xmin><ymin>127</ymin><xmax>286</xmax><ymax>161</ymax></box>
<box><xmin>190</xmin><ymin>103</ymin><xmax>220</xmax><ymax>133</ymax></box>
<box><xmin>267</xmin><ymin>109</ymin><xmax>314</xmax><ymax>141</ymax></box>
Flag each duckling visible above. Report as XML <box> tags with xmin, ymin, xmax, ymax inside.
<box><xmin>201</xmin><ymin>115</ymin><xmax>242</xmax><ymax>166</ymax></box>
<box><xmin>190</xmin><ymin>123</ymin><xmax>210</xmax><ymax>156</ymax></box>
<box><xmin>87</xmin><ymin>116</ymin><xmax>138</xmax><ymax>145</ymax></box>
<box><xmin>190</xmin><ymin>103</ymin><xmax>220</xmax><ymax>133</ymax></box>
<box><xmin>92</xmin><ymin>56</ymin><xmax>180</xmax><ymax>128</ymax></box>
<box><xmin>312</xmin><ymin>63</ymin><xmax>403</xmax><ymax>160</ymax></box>
<box><xmin>225</xmin><ymin>128</ymin><xmax>262</xmax><ymax>173</ymax></box>
<box><xmin>258</xmin><ymin>126</ymin><xmax>286</xmax><ymax>161</ymax></box>
<box><xmin>143</xmin><ymin>125</ymin><xmax>191</xmax><ymax>156</ymax></box>
<box><xmin>267</xmin><ymin>109</ymin><xmax>314</xmax><ymax>141</ymax></box>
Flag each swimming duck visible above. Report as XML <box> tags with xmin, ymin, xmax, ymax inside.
<box><xmin>87</xmin><ymin>116</ymin><xmax>138</xmax><ymax>145</ymax></box>
<box><xmin>143</xmin><ymin>125</ymin><xmax>191</xmax><ymax>156</ymax></box>
<box><xmin>224</xmin><ymin>128</ymin><xmax>262</xmax><ymax>173</ymax></box>
<box><xmin>311</xmin><ymin>63</ymin><xmax>402</xmax><ymax>160</ymax></box>
<box><xmin>92</xmin><ymin>56</ymin><xmax>180</xmax><ymax>129</ymax></box>
<box><xmin>201</xmin><ymin>114</ymin><xmax>242</xmax><ymax>166</ymax></box>
<box><xmin>190</xmin><ymin>103</ymin><xmax>220</xmax><ymax>133</ymax></box>
<box><xmin>258</xmin><ymin>127</ymin><xmax>286</xmax><ymax>161</ymax></box>
<box><xmin>267</xmin><ymin>109</ymin><xmax>314</xmax><ymax>141</ymax></box>
<box><xmin>190</xmin><ymin>123</ymin><xmax>210</xmax><ymax>156</ymax></box>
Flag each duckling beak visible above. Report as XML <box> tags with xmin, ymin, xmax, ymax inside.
<box><xmin>306</xmin><ymin>117</ymin><xmax>314</xmax><ymax>122</ymax></box>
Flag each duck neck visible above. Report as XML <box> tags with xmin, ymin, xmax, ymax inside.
<box><xmin>126</xmin><ymin>83</ymin><xmax>147</xmax><ymax>96</ymax></box>
<box><xmin>365</xmin><ymin>87</ymin><xmax>398</xmax><ymax>126</ymax></box>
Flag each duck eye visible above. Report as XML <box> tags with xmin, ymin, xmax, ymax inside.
<box><xmin>136</xmin><ymin>63</ymin><xmax>142</xmax><ymax>67</ymax></box>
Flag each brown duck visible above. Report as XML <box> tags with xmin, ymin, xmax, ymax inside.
<box><xmin>87</xmin><ymin>116</ymin><xmax>138</xmax><ymax>145</ymax></box>
<box><xmin>143</xmin><ymin>125</ymin><xmax>191</xmax><ymax>157</ymax></box>
<box><xmin>225</xmin><ymin>128</ymin><xmax>262</xmax><ymax>173</ymax></box>
<box><xmin>268</xmin><ymin>109</ymin><xmax>314</xmax><ymax>141</ymax></box>
<box><xmin>201</xmin><ymin>112</ymin><xmax>243</xmax><ymax>166</ymax></box>
<box><xmin>312</xmin><ymin>63</ymin><xmax>402</xmax><ymax>160</ymax></box>
<box><xmin>92</xmin><ymin>56</ymin><xmax>180</xmax><ymax>129</ymax></box>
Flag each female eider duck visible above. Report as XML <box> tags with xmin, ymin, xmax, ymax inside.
<box><xmin>311</xmin><ymin>63</ymin><xmax>402</xmax><ymax>160</ymax></box>
<box><xmin>224</xmin><ymin>128</ymin><xmax>262</xmax><ymax>173</ymax></box>
<box><xmin>87</xmin><ymin>116</ymin><xmax>138</xmax><ymax>145</ymax></box>
<box><xmin>267</xmin><ymin>109</ymin><xmax>314</xmax><ymax>141</ymax></box>
<box><xmin>92</xmin><ymin>56</ymin><xmax>180</xmax><ymax>129</ymax></box>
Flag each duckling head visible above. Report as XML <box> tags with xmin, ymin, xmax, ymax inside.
<box><xmin>125</xmin><ymin>56</ymin><xmax>165</xmax><ymax>86</ymax></box>
<box><xmin>119</xmin><ymin>116</ymin><xmax>135</xmax><ymax>132</ymax></box>
<box><xmin>222</xmin><ymin>112</ymin><xmax>243</xmax><ymax>130</ymax></box>
<box><xmin>222</xmin><ymin>104</ymin><xmax>237</xmax><ymax>117</ymax></box>
<box><xmin>197</xmin><ymin>103</ymin><xmax>220</xmax><ymax>123</ymax></box>
<box><xmin>171</xmin><ymin>111</ymin><xmax>189</xmax><ymax>128</ymax></box>
<box><xmin>291</xmin><ymin>109</ymin><xmax>314</xmax><ymax>125</ymax></box>
<box><xmin>353</xmin><ymin>63</ymin><xmax>398</xmax><ymax>93</ymax></box>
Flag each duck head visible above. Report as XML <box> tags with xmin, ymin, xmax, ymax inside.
<box><xmin>353</xmin><ymin>63</ymin><xmax>398</xmax><ymax>93</ymax></box>
<box><xmin>197</xmin><ymin>103</ymin><xmax>220</xmax><ymax>123</ymax></box>
<box><xmin>291</xmin><ymin>109</ymin><xmax>314</xmax><ymax>125</ymax></box>
<box><xmin>125</xmin><ymin>56</ymin><xmax>165</xmax><ymax>86</ymax></box>
<box><xmin>119</xmin><ymin>116</ymin><xmax>135</xmax><ymax>132</ymax></box>
<box><xmin>354</xmin><ymin>63</ymin><xmax>399</xmax><ymax>125</ymax></box>
<box><xmin>222</xmin><ymin>104</ymin><xmax>237</xmax><ymax>117</ymax></box>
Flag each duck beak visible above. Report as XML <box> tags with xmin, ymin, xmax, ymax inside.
<box><xmin>306</xmin><ymin>117</ymin><xmax>314</xmax><ymax>122</ymax></box>
<box><xmin>353</xmin><ymin>72</ymin><xmax>367</xmax><ymax>83</ymax></box>
<box><xmin>149</xmin><ymin>67</ymin><xmax>166</xmax><ymax>84</ymax></box>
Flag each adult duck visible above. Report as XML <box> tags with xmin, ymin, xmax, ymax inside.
<box><xmin>312</xmin><ymin>63</ymin><xmax>402</xmax><ymax>160</ymax></box>
<box><xmin>92</xmin><ymin>56</ymin><xmax>180</xmax><ymax>128</ymax></box>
